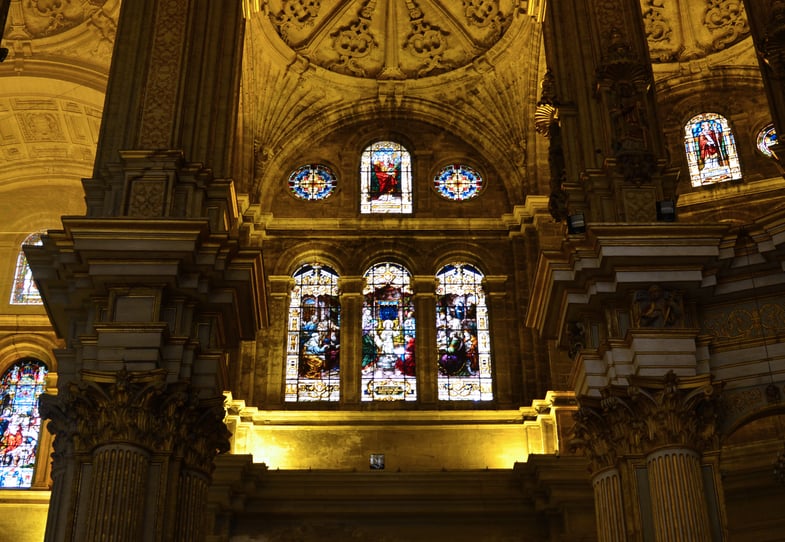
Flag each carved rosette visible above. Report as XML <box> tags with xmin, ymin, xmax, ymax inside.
<box><xmin>571</xmin><ymin>372</ymin><xmax>722</xmax><ymax>473</ymax></box>
<box><xmin>40</xmin><ymin>369</ymin><xmax>230</xmax><ymax>475</ymax></box>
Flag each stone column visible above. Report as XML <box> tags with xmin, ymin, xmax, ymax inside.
<box><xmin>646</xmin><ymin>448</ymin><xmax>711</xmax><ymax>541</ymax></box>
<box><xmin>571</xmin><ymin>372</ymin><xmax>722</xmax><ymax>542</ymax></box>
<box><xmin>540</xmin><ymin>0</ymin><xmax>677</xmax><ymax>224</ymax></box>
<box><xmin>339</xmin><ymin>277</ymin><xmax>365</xmax><ymax>406</ymax></box>
<box><xmin>412</xmin><ymin>276</ymin><xmax>437</xmax><ymax>405</ymax></box>
<box><xmin>592</xmin><ymin>468</ymin><xmax>627</xmax><ymax>542</ymax></box>
<box><xmin>743</xmin><ymin>1</ymin><xmax>785</xmax><ymax>160</ymax></box>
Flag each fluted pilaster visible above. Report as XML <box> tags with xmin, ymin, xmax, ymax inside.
<box><xmin>646</xmin><ymin>448</ymin><xmax>711</xmax><ymax>541</ymax></box>
<box><xmin>592</xmin><ymin>467</ymin><xmax>627</xmax><ymax>542</ymax></box>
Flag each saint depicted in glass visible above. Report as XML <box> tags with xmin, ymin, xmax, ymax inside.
<box><xmin>10</xmin><ymin>233</ymin><xmax>43</xmax><ymax>305</ymax></box>
<box><xmin>285</xmin><ymin>264</ymin><xmax>341</xmax><ymax>402</ymax></box>
<box><xmin>757</xmin><ymin>124</ymin><xmax>778</xmax><ymax>158</ymax></box>
<box><xmin>361</xmin><ymin>262</ymin><xmax>416</xmax><ymax>401</ymax></box>
<box><xmin>288</xmin><ymin>164</ymin><xmax>337</xmax><ymax>200</ymax></box>
<box><xmin>433</xmin><ymin>164</ymin><xmax>483</xmax><ymax>201</ymax></box>
<box><xmin>0</xmin><ymin>359</ymin><xmax>48</xmax><ymax>488</ymax></box>
<box><xmin>684</xmin><ymin>113</ymin><xmax>741</xmax><ymax>187</ymax></box>
<box><xmin>436</xmin><ymin>264</ymin><xmax>493</xmax><ymax>401</ymax></box>
<box><xmin>360</xmin><ymin>141</ymin><xmax>413</xmax><ymax>214</ymax></box>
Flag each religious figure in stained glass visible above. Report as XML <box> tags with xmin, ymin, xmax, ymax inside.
<box><xmin>361</xmin><ymin>262</ymin><xmax>416</xmax><ymax>401</ymax></box>
<box><xmin>436</xmin><ymin>264</ymin><xmax>493</xmax><ymax>401</ymax></box>
<box><xmin>285</xmin><ymin>264</ymin><xmax>341</xmax><ymax>402</ymax></box>
<box><xmin>360</xmin><ymin>141</ymin><xmax>413</xmax><ymax>213</ymax></box>
<box><xmin>0</xmin><ymin>359</ymin><xmax>47</xmax><ymax>488</ymax></box>
<box><xmin>10</xmin><ymin>233</ymin><xmax>43</xmax><ymax>305</ymax></box>
<box><xmin>757</xmin><ymin>124</ymin><xmax>778</xmax><ymax>158</ymax></box>
<box><xmin>684</xmin><ymin>113</ymin><xmax>741</xmax><ymax>187</ymax></box>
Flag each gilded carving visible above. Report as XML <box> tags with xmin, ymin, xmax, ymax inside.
<box><xmin>139</xmin><ymin>0</ymin><xmax>188</xmax><ymax>148</ymax></box>
<box><xmin>632</xmin><ymin>284</ymin><xmax>684</xmax><ymax>328</ymax></box>
<box><xmin>571</xmin><ymin>372</ymin><xmax>721</xmax><ymax>472</ymax></box>
<box><xmin>127</xmin><ymin>178</ymin><xmax>166</xmax><ymax>217</ymax></box>
<box><xmin>40</xmin><ymin>369</ymin><xmax>231</xmax><ymax>474</ymax></box>
<box><xmin>701</xmin><ymin>298</ymin><xmax>785</xmax><ymax>342</ymax></box>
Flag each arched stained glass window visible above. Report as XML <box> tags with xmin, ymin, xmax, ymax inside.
<box><xmin>757</xmin><ymin>123</ymin><xmax>778</xmax><ymax>158</ymax></box>
<box><xmin>0</xmin><ymin>359</ymin><xmax>48</xmax><ymax>488</ymax></box>
<box><xmin>10</xmin><ymin>233</ymin><xmax>43</xmax><ymax>305</ymax></box>
<box><xmin>285</xmin><ymin>264</ymin><xmax>341</xmax><ymax>402</ymax></box>
<box><xmin>288</xmin><ymin>164</ymin><xmax>337</xmax><ymax>200</ymax></box>
<box><xmin>684</xmin><ymin>113</ymin><xmax>742</xmax><ymax>187</ymax></box>
<box><xmin>436</xmin><ymin>264</ymin><xmax>493</xmax><ymax>401</ymax></box>
<box><xmin>360</xmin><ymin>141</ymin><xmax>413</xmax><ymax>214</ymax></box>
<box><xmin>433</xmin><ymin>164</ymin><xmax>483</xmax><ymax>201</ymax></box>
<box><xmin>361</xmin><ymin>262</ymin><xmax>416</xmax><ymax>401</ymax></box>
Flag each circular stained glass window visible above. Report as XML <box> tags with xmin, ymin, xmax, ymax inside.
<box><xmin>288</xmin><ymin>164</ymin><xmax>337</xmax><ymax>200</ymax></box>
<box><xmin>433</xmin><ymin>164</ymin><xmax>483</xmax><ymax>201</ymax></box>
<box><xmin>757</xmin><ymin>124</ymin><xmax>778</xmax><ymax>157</ymax></box>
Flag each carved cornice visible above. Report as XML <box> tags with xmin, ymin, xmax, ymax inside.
<box><xmin>570</xmin><ymin>372</ymin><xmax>722</xmax><ymax>472</ymax></box>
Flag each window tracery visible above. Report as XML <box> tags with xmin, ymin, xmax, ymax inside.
<box><xmin>288</xmin><ymin>164</ymin><xmax>337</xmax><ymax>200</ymax></box>
<box><xmin>683</xmin><ymin>113</ymin><xmax>741</xmax><ymax>187</ymax></box>
<box><xmin>361</xmin><ymin>262</ymin><xmax>416</xmax><ymax>401</ymax></box>
<box><xmin>10</xmin><ymin>233</ymin><xmax>44</xmax><ymax>305</ymax></box>
<box><xmin>0</xmin><ymin>359</ymin><xmax>47</xmax><ymax>488</ymax></box>
<box><xmin>285</xmin><ymin>264</ymin><xmax>341</xmax><ymax>402</ymax></box>
<box><xmin>360</xmin><ymin>141</ymin><xmax>413</xmax><ymax>214</ymax></box>
<box><xmin>436</xmin><ymin>263</ymin><xmax>493</xmax><ymax>401</ymax></box>
<box><xmin>433</xmin><ymin>164</ymin><xmax>484</xmax><ymax>201</ymax></box>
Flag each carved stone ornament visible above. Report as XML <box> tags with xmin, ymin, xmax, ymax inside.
<box><xmin>762</xmin><ymin>0</ymin><xmax>785</xmax><ymax>78</ymax></box>
<box><xmin>642</xmin><ymin>0</ymin><xmax>750</xmax><ymax>63</ymax></box>
<box><xmin>40</xmin><ymin>369</ymin><xmax>231</xmax><ymax>474</ymax></box>
<box><xmin>571</xmin><ymin>372</ymin><xmax>722</xmax><ymax>472</ymax></box>
<box><xmin>265</xmin><ymin>0</ymin><xmax>512</xmax><ymax>79</ymax></box>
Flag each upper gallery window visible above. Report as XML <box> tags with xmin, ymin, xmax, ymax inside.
<box><xmin>9</xmin><ymin>233</ymin><xmax>43</xmax><ymax>305</ymax></box>
<box><xmin>360</xmin><ymin>141</ymin><xmax>413</xmax><ymax>214</ymax></box>
<box><xmin>0</xmin><ymin>359</ymin><xmax>48</xmax><ymax>488</ymax></box>
<box><xmin>756</xmin><ymin>123</ymin><xmax>778</xmax><ymax>158</ymax></box>
<box><xmin>361</xmin><ymin>262</ymin><xmax>416</xmax><ymax>401</ymax></box>
<box><xmin>285</xmin><ymin>264</ymin><xmax>341</xmax><ymax>402</ymax></box>
<box><xmin>288</xmin><ymin>164</ymin><xmax>338</xmax><ymax>200</ymax></box>
<box><xmin>433</xmin><ymin>164</ymin><xmax>484</xmax><ymax>201</ymax></box>
<box><xmin>436</xmin><ymin>264</ymin><xmax>493</xmax><ymax>401</ymax></box>
<box><xmin>684</xmin><ymin>113</ymin><xmax>742</xmax><ymax>187</ymax></box>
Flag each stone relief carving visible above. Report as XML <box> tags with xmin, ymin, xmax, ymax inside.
<box><xmin>641</xmin><ymin>0</ymin><xmax>750</xmax><ymax>63</ymax></box>
<box><xmin>267</xmin><ymin>0</ymin><xmax>512</xmax><ymax>79</ymax></box>
<box><xmin>632</xmin><ymin>284</ymin><xmax>684</xmax><ymax>328</ymax></box>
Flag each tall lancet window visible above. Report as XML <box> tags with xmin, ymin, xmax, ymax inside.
<box><xmin>9</xmin><ymin>233</ymin><xmax>43</xmax><ymax>305</ymax></box>
<box><xmin>361</xmin><ymin>262</ymin><xmax>416</xmax><ymax>401</ymax></box>
<box><xmin>684</xmin><ymin>113</ymin><xmax>741</xmax><ymax>187</ymax></box>
<box><xmin>436</xmin><ymin>263</ymin><xmax>493</xmax><ymax>401</ymax></box>
<box><xmin>285</xmin><ymin>264</ymin><xmax>341</xmax><ymax>402</ymax></box>
<box><xmin>0</xmin><ymin>359</ymin><xmax>48</xmax><ymax>488</ymax></box>
<box><xmin>360</xmin><ymin>141</ymin><xmax>413</xmax><ymax>214</ymax></box>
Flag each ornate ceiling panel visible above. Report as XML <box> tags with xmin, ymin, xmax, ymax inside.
<box><xmin>267</xmin><ymin>0</ymin><xmax>515</xmax><ymax>79</ymax></box>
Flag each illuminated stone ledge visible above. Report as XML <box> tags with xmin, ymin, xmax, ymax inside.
<box><xmin>224</xmin><ymin>391</ymin><xmax>577</xmax><ymax>471</ymax></box>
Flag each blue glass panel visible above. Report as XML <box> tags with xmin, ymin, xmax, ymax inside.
<box><xmin>285</xmin><ymin>264</ymin><xmax>341</xmax><ymax>402</ymax></box>
<box><xmin>0</xmin><ymin>359</ymin><xmax>48</xmax><ymax>488</ymax></box>
<box><xmin>433</xmin><ymin>164</ymin><xmax>483</xmax><ymax>201</ymax></box>
<box><xmin>757</xmin><ymin>124</ymin><xmax>777</xmax><ymax>158</ymax></box>
<box><xmin>288</xmin><ymin>164</ymin><xmax>337</xmax><ymax>200</ymax></box>
<box><xmin>361</xmin><ymin>263</ymin><xmax>416</xmax><ymax>401</ymax></box>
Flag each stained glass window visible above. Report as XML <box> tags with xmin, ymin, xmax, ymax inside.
<box><xmin>360</xmin><ymin>141</ymin><xmax>413</xmax><ymax>214</ymax></box>
<box><xmin>436</xmin><ymin>264</ymin><xmax>493</xmax><ymax>401</ymax></box>
<box><xmin>288</xmin><ymin>164</ymin><xmax>337</xmax><ymax>200</ymax></box>
<box><xmin>433</xmin><ymin>164</ymin><xmax>483</xmax><ymax>201</ymax></box>
<box><xmin>684</xmin><ymin>113</ymin><xmax>742</xmax><ymax>187</ymax></box>
<box><xmin>757</xmin><ymin>124</ymin><xmax>778</xmax><ymax>158</ymax></box>
<box><xmin>10</xmin><ymin>233</ymin><xmax>43</xmax><ymax>305</ymax></box>
<box><xmin>285</xmin><ymin>264</ymin><xmax>341</xmax><ymax>402</ymax></box>
<box><xmin>361</xmin><ymin>262</ymin><xmax>416</xmax><ymax>401</ymax></box>
<box><xmin>0</xmin><ymin>359</ymin><xmax>47</xmax><ymax>488</ymax></box>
